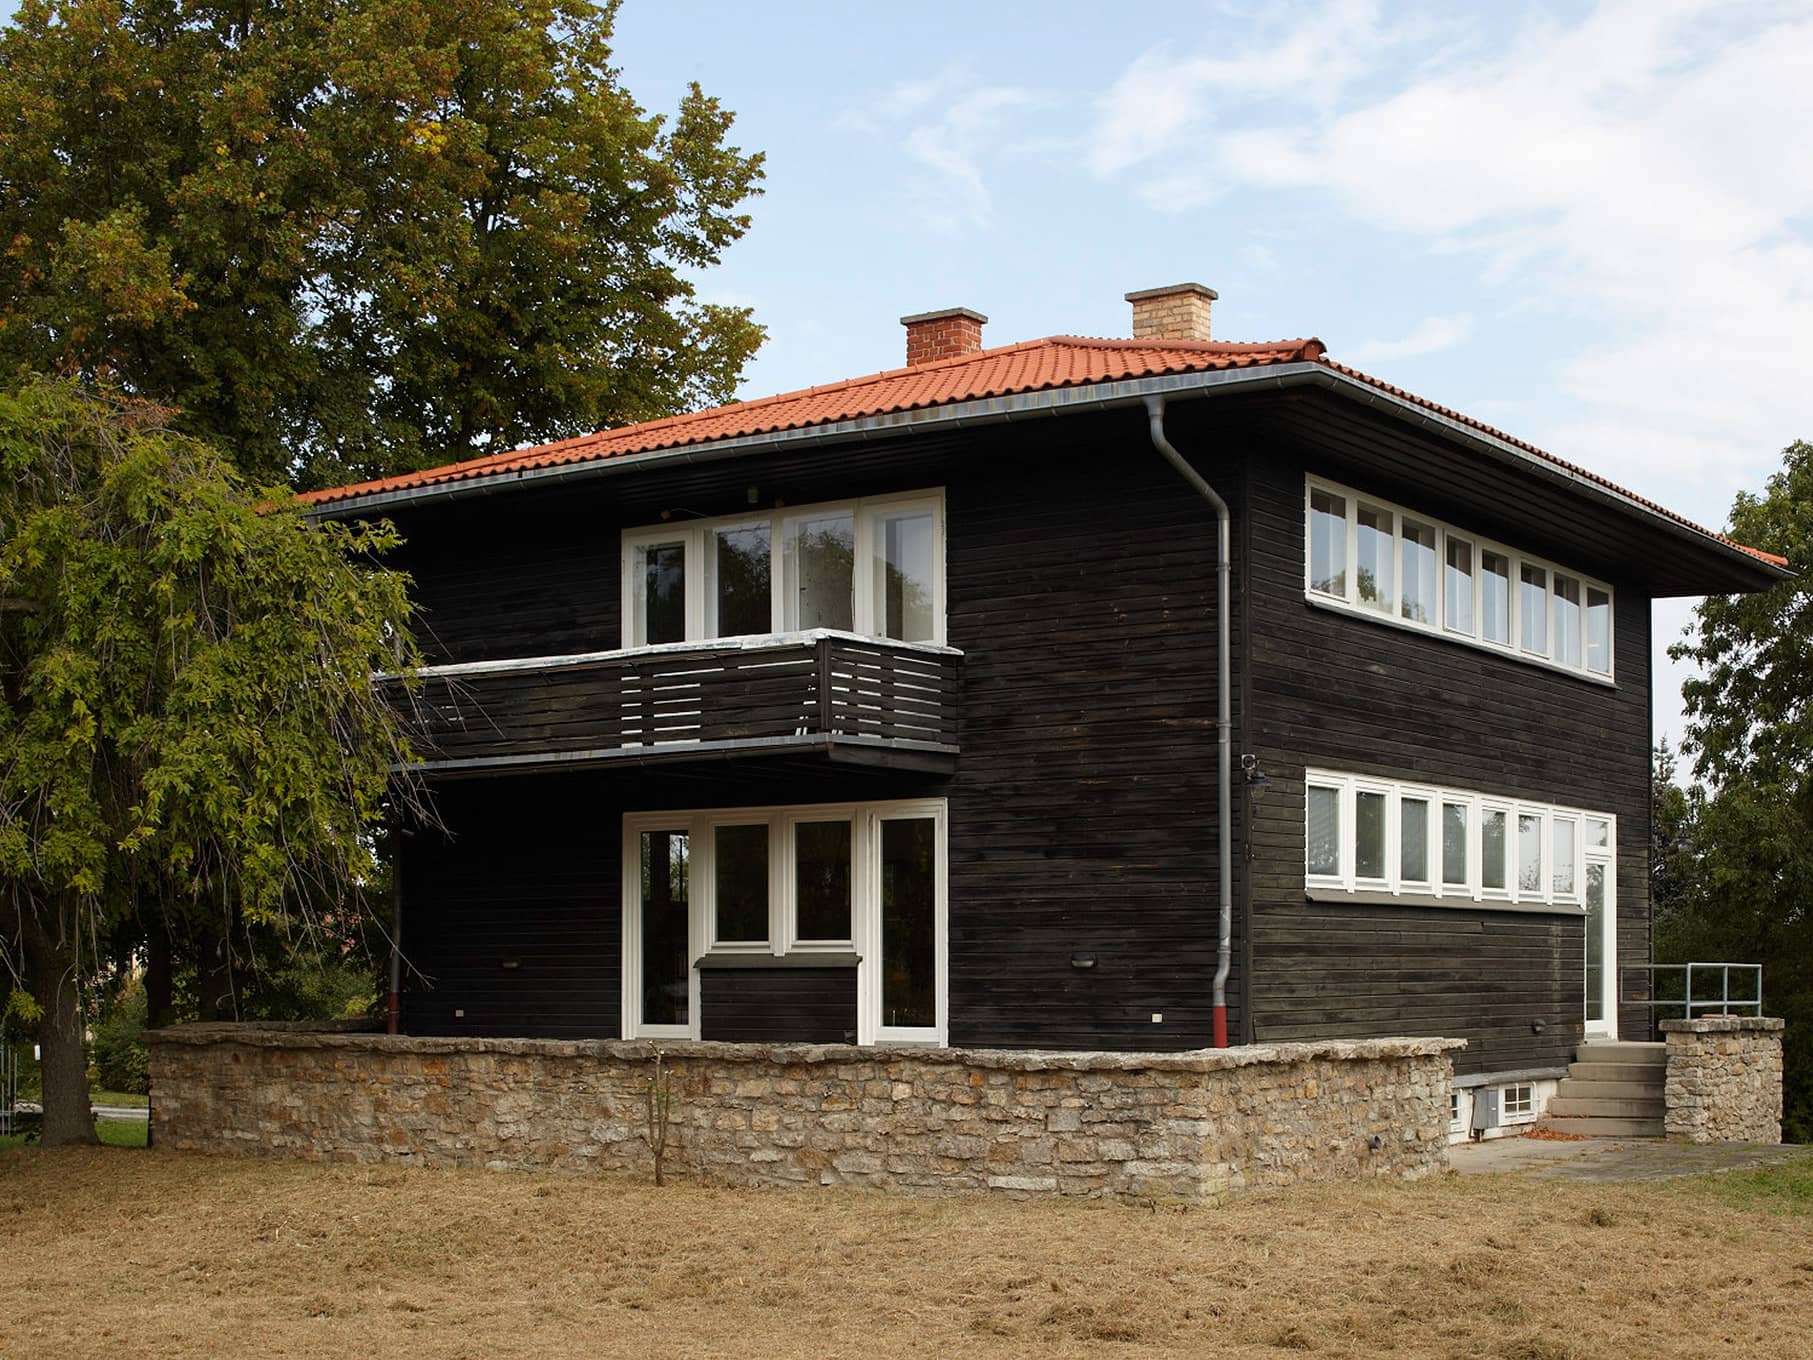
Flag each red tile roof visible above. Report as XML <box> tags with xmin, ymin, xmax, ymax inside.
<box><xmin>300</xmin><ymin>336</ymin><xmax>1325</xmax><ymax>507</ymax></box>
<box><xmin>299</xmin><ymin>334</ymin><xmax>1787</xmax><ymax>570</ymax></box>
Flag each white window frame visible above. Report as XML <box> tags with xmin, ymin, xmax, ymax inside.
<box><xmin>1303</xmin><ymin>769</ymin><xmax>1615</xmax><ymax>912</ymax></box>
<box><xmin>620</xmin><ymin>489</ymin><xmax>947</xmax><ymax>649</ymax></box>
<box><xmin>623</xmin><ymin>525</ymin><xmax>705</xmax><ymax>648</ymax></box>
<box><xmin>621</xmin><ymin>798</ymin><xmax>948</xmax><ymax>1046</ymax></box>
<box><xmin>1501</xmin><ymin>1083</ymin><xmax>1538</xmax><ymax>1122</ymax></box>
<box><xmin>1303</xmin><ymin>475</ymin><xmax>1615</xmax><ymax>683</ymax></box>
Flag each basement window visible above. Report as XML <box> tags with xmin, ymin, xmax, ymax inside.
<box><xmin>1303</xmin><ymin>475</ymin><xmax>1614</xmax><ymax>681</ymax></box>
<box><xmin>1501</xmin><ymin>1084</ymin><xmax>1537</xmax><ymax>1121</ymax></box>
<box><xmin>623</xmin><ymin>490</ymin><xmax>946</xmax><ymax>648</ymax></box>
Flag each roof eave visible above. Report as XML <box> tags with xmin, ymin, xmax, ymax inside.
<box><xmin>308</xmin><ymin>360</ymin><xmax>1788</xmax><ymax>593</ymax></box>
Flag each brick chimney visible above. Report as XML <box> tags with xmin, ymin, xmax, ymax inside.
<box><xmin>1125</xmin><ymin>283</ymin><xmax>1217</xmax><ymax>342</ymax></box>
<box><xmin>901</xmin><ymin>307</ymin><xmax>987</xmax><ymax>367</ymax></box>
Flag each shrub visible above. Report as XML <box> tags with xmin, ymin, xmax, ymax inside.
<box><xmin>90</xmin><ymin>981</ymin><xmax>150</xmax><ymax>1095</ymax></box>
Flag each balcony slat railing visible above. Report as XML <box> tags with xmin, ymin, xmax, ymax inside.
<box><xmin>399</xmin><ymin>630</ymin><xmax>960</xmax><ymax>772</ymax></box>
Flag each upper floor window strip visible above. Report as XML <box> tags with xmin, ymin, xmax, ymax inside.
<box><xmin>623</xmin><ymin>490</ymin><xmax>946</xmax><ymax>649</ymax></box>
<box><xmin>1304</xmin><ymin>475</ymin><xmax>1614</xmax><ymax>682</ymax></box>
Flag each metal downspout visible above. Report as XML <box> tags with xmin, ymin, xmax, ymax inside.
<box><xmin>1143</xmin><ymin>396</ymin><xmax>1233</xmax><ymax>1048</ymax></box>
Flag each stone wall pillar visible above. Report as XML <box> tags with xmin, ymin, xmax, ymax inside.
<box><xmin>1659</xmin><ymin>1016</ymin><xmax>1785</xmax><ymax>1144</ymax></box>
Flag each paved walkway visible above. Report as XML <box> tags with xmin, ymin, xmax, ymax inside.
<box><xmin>1449</xmin><ymin>1134</ymin><xmax>1813</xmax><ymax>1183</ymax></box>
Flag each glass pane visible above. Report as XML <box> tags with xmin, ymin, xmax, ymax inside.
<box><xmin>1586</xmin><ymin>587</ymin><xmax>1612</xmax><ymax>674</ymax></box>
<box><xmin>1309</xmin><ymin>490</ymin><xmax>1347</xmax><ymax>596</ymax></box>
<box><xmin>1585</xmin><ymin>817</ymin><xmax>1609</xmax><ymax>849</ymax></box>
<box><xmin>639</xmin><ymin>830</ymin><xmax>690</xmax><ymax>1026</ymax></box>
<box><xmin>1401</xmin><ymin>520</ymin><xmax>1436</xmax><ymax>624</ymax></box>
<box><xmin>1553</xmin><ymin>575</ymin><xmax>1582</xmax><ymax>667</ymax></box>
<box><xmin>1481</xmin><ymin>809</ymin><xmax>1507</xmax><ymax>890</ymax></box>
<box><xmin>1552</xmin><ymin>817</ymin><xmax>1577</xmax><ymax>897</ymax></box>
<box><xmin>794</xmin><ymin>819</ymin><xmax>852</xmax><ymax>940</ymax></box>
<box><xmin>1584</xmin><ymin>862</ymin><xmax>1606</xmax><ymax>1023</ymax></box>
<box><xmin>710</xmin><ymin>523</ymin><xmax>771</xmax><ymax>638</ymax></box>
<box><xmin>1307</xmin><ymin>786</ymin><xmax>1340</xmax><ymax>876</ymax></box>
<box><xmin>1357</xmin><ymin>505</ymin><xmax>1394</xmax><ymax>611</ymax></box>
<box><xmin>1355</xmin><ymin>790</ymin><xmax>1387</xmax><ymax>880</ymax></box>
<box><xmin>1517</xmin><ymin>814</ymin><xmax>1543</xmax><ymax>894</ymax></box>
<box><xmin>1444</xmin><ymin>537</ymin><xmax>1475</xmax><ymax>634</ymax></box>
<box><xmin>881</xmin><ymin>818</ymin><xmax>937</xmax><ymax>1029</ymax></box>
<box><xmin>787</xmin><ymin>513</ymin><xmax>854</xmax><ymax>631</ymax></box>
<box><xmin>1400</xmin><ymin>797</ymin><xmax>1429</xmax><ymax>883</ymax></box>
<box><xmin>1519</xmin><ymin>564</ymin><xmax>1547</xmax><ymax>654</ymax></box>
<box><xmin>713</xmin><ymin>823</ymin><xmax>768</xmax><ymax>943</ymax></box>
<box><xmin>873</xmin><ymin>509</ymin><xmax>935</xmax><ymax>642</ymax></box>
<box><xmin>641</xmin><ymin>541</ymin><xmax>687</xmax><ymax>645</ymax></box>
<box><xmin>1481</xmin><ymin>551</ymin><xmax>1511</xmax><ymax>644</ymax></box>
<box><xmin>1442</xmin><ymin>803</ymin><xmax>1468</xmax><ymax>886</ymax></box>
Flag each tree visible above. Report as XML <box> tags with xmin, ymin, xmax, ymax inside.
<box><xmin>0</xmin><ymin>0</ymin><xmax>765</xmax><ymax>489</ymax></box>
<box><xmin>1667</xmin><ymin>439</ymin><xmax>1813</xmax><ymax>1140</ymax></box>
<box><xmin>0</xmin><ymin>378</ymin><xmax>420</xmax><ymax>1146</ymax></box>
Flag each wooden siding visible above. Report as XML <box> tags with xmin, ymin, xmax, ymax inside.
<box><xmin>393</xmin><ymin>408</ymin><xmax>1238</xmax><ymax>1051</ymax></box>
<box><xmin>699</xmin><ymin>967</ymin><xmax>857</xmax><ymax>1044</ymax></box>
<box><xmin>400</xmin><ymin>776</ymin><xmax>620</xmax><ymax>1040</ymax></box>
<box><xmin>1240</xmin><ymin>447</ymin><xmax>1654</xmax><ymax>1075</ymax></box>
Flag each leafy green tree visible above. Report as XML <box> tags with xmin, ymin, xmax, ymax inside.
<box><xmin>0</xmin><ymin>378</ymin><xmax>420</xmax><ymax>1146</ymax></box>
<box><xmin>0</xmin><ymin>0</ymin><xmax>764</xmax><ymax>489</ymax></box>
<box><xmin>1668</xmin><ymin>439</ymin><xmax>1813</xmax><ymax>1140</ymax></box>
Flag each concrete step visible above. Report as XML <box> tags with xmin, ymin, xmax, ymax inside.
<box><xmin>1547</xmin><ymin>1095</ymin><xmax>1666</xmax><ymax>1119</ymax></box>
<box><xmin>1555</xmin><ymin>1078</ymin><xmax>1662</xmax><ymax>1102</ymax></box>
<box><xmin>1577</xmin><ymin>1041</ymin><xmax>1666</xmax><ymax>1066</ymax></box>
<box><xmin>1540</xmin><ymin>1115</ymin><xmax>1666</xmax><ymax>1138</ymax></box>
<box><xmin>1568</xmin><ymin>1060</ymin><xmax>1668</xmax><ymax>1085</ymax></box>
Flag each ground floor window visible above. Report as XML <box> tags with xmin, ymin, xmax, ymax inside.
<box><xmin>621</xmin><ymin>798</ymin><xmax>947</xmax><ymax>1045</ymax></box>
<box><xmin>1304</xmin><ymin>769</ymin><xmax>1618</xmax><ymax>1036</ymax></box>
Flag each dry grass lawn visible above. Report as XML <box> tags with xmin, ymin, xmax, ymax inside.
<box><xmin>5</xmin><ymin>1146</ymin><xmax>1811</xmax><ymax>1359</ymax></box>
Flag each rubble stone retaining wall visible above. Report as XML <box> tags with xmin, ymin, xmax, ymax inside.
<box><xmin>147</xmin><ymin>1027</ymin><xmax>1462</xmax><ymax>1202</ymax></box>
<box><xmin>1660</xmin><ymin>1016</ymin><xmax>1785</xmax><ymax>1144</ymax></box>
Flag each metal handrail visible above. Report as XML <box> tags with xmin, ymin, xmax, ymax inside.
<box><xmin>1620</xmin><ymin>962</ymin><xmax>1763</xmax><ymax>1019</ymax></box>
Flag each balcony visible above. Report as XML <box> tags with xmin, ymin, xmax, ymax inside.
<box><xmin>399</xmin><ymin>630</ymin><xmax>962</xmax><ymax>776</ymax></box>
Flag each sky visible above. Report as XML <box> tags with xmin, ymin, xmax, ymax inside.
<box><xmin>6</xmin><ymin>0</ymin><xmax>1810</xmax><ymax>769</ymax></box>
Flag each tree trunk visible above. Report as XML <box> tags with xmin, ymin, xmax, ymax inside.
<box><xmin>197</xmin><ymin>925</ymin><xmax>236</xmax><ymax>1022</ymax></box>
<box><xmin>145</xmin><ymin>923</ymin><xmax>174</xmax><ymax>1030</ymax></box>
<box><xmin>18</xmin><ymin>901</ymin><xmax>98</xmax><ymax>1148</ymax></box>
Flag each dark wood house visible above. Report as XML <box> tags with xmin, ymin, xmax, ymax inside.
<box><xmin>302</xmin><ymin>284</ymin><xmax>1786</xmax><ymax>1127</ymax></box>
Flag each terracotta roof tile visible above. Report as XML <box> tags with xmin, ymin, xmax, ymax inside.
<box><xmin>299</xmin><ymin>336</ymin><xmax>1326</xmax><ymax>507</ymax></box>
<box><xmin>299</xmin><ymin>333</ymin><xmax>1787</xmax><ymax>571</ymax></box>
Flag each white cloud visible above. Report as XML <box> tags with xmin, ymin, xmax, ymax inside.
<box><xmin>1347</xmin><ymin>314</ymin><xmax>1473</xmax><ymax>363</ymax></box>
<box><xmin>1088</xmin><ymin>0</ymin><xmax>1387</xmax><ymax>176</ymax></box>
<box><xmin>1089</xmin><ymin>0</ymin><xmax>1813</xmax><ymax>500</ymax></box>
<box><xmin>844</xmin><ymin>73</ymin><xmax>1034</xmax><ymax>232</ymax></box>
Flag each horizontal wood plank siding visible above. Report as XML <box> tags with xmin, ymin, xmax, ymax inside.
<box><xmin>699</xmin><ymin>968</ymin><xmax>857</xmax><ymax>1044</ymax></box>
<box><xmin>400</xmin><ymin>776</ymin><xmax>620</xmax><ymax>1039</ymax></box>
<box><xmin>392</xmin><ymin>409</ymin><xmax>1239</xmax><ymax>1050</ymax></box>
<box><xmin>1241</xmin><ymin>448</ymin><xmax>1654</xmax><ymax>1074</ymax></box>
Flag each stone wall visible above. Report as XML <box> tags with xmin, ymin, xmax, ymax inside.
<box><xmin>1660</xmin><ymin>1016</ymin><xmax>1785</xmax><ymax>1144</ymax></box>
<box><xmin>147</xmin><ymin>1027</ymin><xmax>1462</xmax><ymax>1202</ymax></box>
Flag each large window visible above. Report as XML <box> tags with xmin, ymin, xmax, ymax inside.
<box><xmin>623</xmin><ymin>491</ymin><xmax>945</xmax><ymax>648</ymax></box>
<box><xmin>1303</xmin><ymin>476</ymin><xmax>1614</xmax><ymax>681</ymax></box>
<box><xmin>1303</xmin><ymin>769</ymin><xmax>1615</xmax><ymax>912</ymax></box>
<box><xmin>622</xmin><ymin>799</ymin><xmax>947</xmax><ymax>1045</ymax></box>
